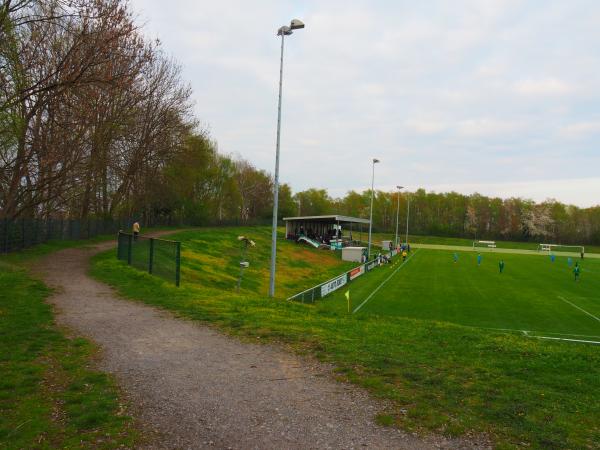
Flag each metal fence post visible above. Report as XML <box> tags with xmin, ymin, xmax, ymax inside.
<box><xmin>149</xmin><ymin>238</ymin><xmax>154</xmax><ymax>274</ymax></box>
<box><xmin>175</xmin><ymin>241</ymin><xmax>181</xmax><ymax>287</ymax></box>
<box><xmin>127</xmin><ymin>233</ymin><xmax>132</xmax><ymax>265</ymax></box>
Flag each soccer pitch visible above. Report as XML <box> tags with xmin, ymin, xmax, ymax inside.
<box><xmin>322</xmin><ymin>249</ymin><xmax>600</xmax><ymax>343</ymax></box>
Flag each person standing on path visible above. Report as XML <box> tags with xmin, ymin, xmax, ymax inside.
<box><xmin>132</xmin><ymin>221</ymin><xmax>140</xmax><ymax>241</ymax></box>
<box><xmin>499</xmin><ymin>259</ymin><xmax>505</xmax><ymax>274</ymax></box>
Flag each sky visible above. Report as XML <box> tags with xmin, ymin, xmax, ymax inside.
<box><xmin>129</xmin><ymin>0</ymin><xmax>600</xmax><ymax>207</ymax></box>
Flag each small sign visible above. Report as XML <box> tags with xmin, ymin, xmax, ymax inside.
<box><xmin>321</xmin><ymin>274</ymin><xmax>348</xmax><ymax>297</ymax></box>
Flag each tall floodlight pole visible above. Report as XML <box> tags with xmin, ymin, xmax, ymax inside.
<box><xmin>394</xmin><ymin>186</ymin><xmax>404</xmax><ymax>247</ymax></box>
<box><xmin>367</xmin><ymin>158</ymin><xmax>380</xmax><ymax>259</ymax></box>
<box><xmin>269</xmin><ymin>19</ymin><xmax>305</xmax><ymax>298</ymax></box>
<box><xmin>405</xmin><ymin>193</ymin><xmax>410</xmax><ymax>246</ymax></box>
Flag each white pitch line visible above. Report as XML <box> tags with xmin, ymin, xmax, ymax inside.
<box><xmin>558</xmin><ymin>296</ymin><xmax>600</xmax><ymax>324</ymax></box>
<box><xmin>481</xmin><ymin>326</ymin><xmax>600</xmax><ymax>339</ymax></box>
<box><xmin>477</xmin><ymin>327</ymin><xmax>600</xmax><ymax>345</ymax></box>
<box><xmin>353</xmin><ymin>249</ymin><xmax>421</xmax><ymax>314</ymax></box>
<box><xmin>534</xmin><ymin>336</ymin><xmax>600</xmax><ymax>345</ymax></box>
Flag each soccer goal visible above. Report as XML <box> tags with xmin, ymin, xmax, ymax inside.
<box><xmin>472</xmin><ymin>240</ymin><xmax>497</xmax><ymax>249</ymax></box>
<box><xmin>538</xmin><ymin>243</ymin><xmax>585</xmax><ymax>255</ymax></box>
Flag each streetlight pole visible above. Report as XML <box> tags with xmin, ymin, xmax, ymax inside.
<box><xmin>394</xmin><ymin>185</ymin><xmax>404</xmax><ymax>247</ymax></box>
<box><xmin>405</xmin><ymin>193</ymin><xmax>410</xmax><ymax>247</ymax></box>
<box><xmin>367</xmin><ymin>158</ymin><xmax>379</xmax><ymax>259</ymax></box>
<box><xmin>269</xmin><ymin>19</ymin><xmax>304</xmax><ymax>298</ymax></box>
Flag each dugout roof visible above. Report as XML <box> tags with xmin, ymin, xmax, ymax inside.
<box><xmin>282</xmin><ymin>215</ymin><xmax>370</xmax><ymax>225</ymax></box>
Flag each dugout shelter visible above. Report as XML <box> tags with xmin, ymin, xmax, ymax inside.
<box><xmin>283</xmin><ymin>215</ymin><xmax>370</xmax><ymax>248</ymax></box>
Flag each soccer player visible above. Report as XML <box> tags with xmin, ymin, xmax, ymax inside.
<box><xmin>453</xmin><ymin>253</ymin><xmax>458</xmax><ymax>263</ymax></box>
<box><xmin>567</xmin><ymin>257</ymin><xmax>573</xmax><ymax>267</ymax></box>
<box><xmin>550</xmin><ymin>254</ymin><xmax>556</xmax><ymax>263</ymax></box>
<box><xmin>573</xmin><ymin>262</ymin><xmax>580</xmax><ymax>281</ymax></box>
<box><xmin>477</xmin><ymin>253</ymin><xmax>482</xmax><ymax>266</ymax></box>
<box><xmin>402</xmin><ymin>250</ymin><xmax>407</xmax><ymax>262</ymax></box>
<box><xmin>499</xmin><ymin>260</ymin><xmax>505</xmax><ymax>273</ymax></box>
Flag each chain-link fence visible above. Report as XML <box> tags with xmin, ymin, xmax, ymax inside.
<box><xmin>117</xmin><ymin>231</ymin><xmax>181</xmax><ymax>286</ymax></box>
<box><xmin>0</xmin><ymin>218</ymin><xmax>134</xmax><ymax>254</ymax></box>
<box><xmin>287</xmin><ymin>249</ymin><xmax>398</xmax><ymax>303</ymax></box>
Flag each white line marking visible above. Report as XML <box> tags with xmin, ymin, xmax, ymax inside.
<box><xmin>534</xmin><ymin>336</ymin><xmax>600</xmax><ymax>345</ymax></box>
<box><xmin>480</xmin><ymin>326</ymin><xmax>600</xmax><ymax>339</ymax></box>
<box><xmin>558</xmin><ymin>296</ymin><xmax>600</xmax><ymax>324</ymax></box>
<box><xmin>479</xmin><ymin>327</ymin><xmax>600</xmax><ymax>345</ymax></box>
<box><xmin>353</xmin><ymin>249</ymin><xmax>421</xmax><ymax>314</ymax></box>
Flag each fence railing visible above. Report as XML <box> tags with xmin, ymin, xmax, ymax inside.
<box><xmin>117</xmin><ymin>231</ymin><xmax>181</xmax><ymax>286</ymax></box>
<box><xmin>287</xmin><ymin>249</ymin><xmax>398</xmax><ymax>303</ymax></box>
<box><xmin>0</xmin><ymin>218</ymin><xmax>136</xmax><ymax>254</ymax></box>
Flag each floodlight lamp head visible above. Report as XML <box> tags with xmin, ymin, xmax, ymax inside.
<box><xmin>373</xmin><ymin>158</ymin><xmax>380</xmax><ymax>163</ymax></box>
<box><xmin>277</xmin><ymin>25</ymin><xmax>293</xmax><ymax>36</ymax></box>
<box><xmin>397</xmin><ymin>185</ymin><xmax>404</xmax><ymax>190</ymax></box>
<box><xmin>290</xmin><ymin>19</ymin><xmax>305</xmax><ymax>30</ymax></box>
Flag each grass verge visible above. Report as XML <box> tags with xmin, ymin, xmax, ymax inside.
<box><xmin>91</xmin><ymin>245</ymin><xmax>600</xmax><ymax>449</ymax></box>
<box><xmin>0</xmin><ymin>255</ymin><xmax>140</xmax><ymax>447</ymax></box>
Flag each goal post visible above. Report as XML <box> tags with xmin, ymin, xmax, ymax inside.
<box><xmin>538</xmin><ymin>243</ymin><xmax>585</xmax><ymax>255</ymax></box>
<box><xmin>472</xmin><ymin>240</ymin><xmax>496</xmax><ymax>249</ymax></box>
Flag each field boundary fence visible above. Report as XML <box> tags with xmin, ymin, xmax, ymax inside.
<box><xmin>117</xmin><ymin>231</ymin><xmax>181</xmax><ymax>286</ymax></box>
<box><xmin>287</xmin><ymin>249</ymin><xmax>399</xmax><ymax>303</ymax></box>
<box><xmin>0</xmin><ymin>218</ymin><xmax>136</xmax><ymax>254</ymax></box>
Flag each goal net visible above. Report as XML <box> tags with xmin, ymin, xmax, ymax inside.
<box><xmin>472</xmin><ymin>240</ymin><xmax>496</xmax><ymax>249</ymax></box>
<box><xmin>538</xmin><ymin>243</ymin><xmax>585</xmax><ymax>255</ymax></box>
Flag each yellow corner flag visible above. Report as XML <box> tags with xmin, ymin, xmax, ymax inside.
<box><xmin>345</xmin><ymin>290</ymin><xmax>351</xmax><ymax>313</ymax></box>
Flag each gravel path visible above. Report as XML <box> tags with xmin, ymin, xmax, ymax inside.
<box><xmin>34</xmin><ymin>238</ymin><xmax>488</xmax><ymax>449</ymax></box>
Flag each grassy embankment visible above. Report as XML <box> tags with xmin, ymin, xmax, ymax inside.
<box><xmin>91</xmin><ymin>226</ymin><xmax>600</xmax><ymax>449</ymax></box>
<box><xmin>0</xmin><ymin>238</ymin><xmax>142</xmax><ymax>448</ymax></box>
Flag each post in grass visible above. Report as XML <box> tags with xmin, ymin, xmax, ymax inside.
<box><xmin>345</xmin><ymin>289</ymin><xmax>351</xmax><ymax>314</ymax></box>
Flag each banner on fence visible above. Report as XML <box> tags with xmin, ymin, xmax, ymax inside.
<box><xmin>287</xmin><ymin>251</ymin><xmax>400</xmax><ymax>303</ymax></box>
<box><xmin>366</xmin><ymin>260</ymin><xmax>378</xmax><ymax>271</ymax></box>
<box><xmin>349</xmin><ymin>265</ymin><xmax>365</xmax><ymax>280</ymax></box>
<box><xmin>320</xmin><ymin>274</ymin><xmax>348</xmax><ymax>297</ymax></box>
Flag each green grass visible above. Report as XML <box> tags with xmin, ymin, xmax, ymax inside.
<box><xmin>174</xmin><ymin>226</ymin><xmax>355</xmax><ymax>298</ymax></box>
<box><xmin>91</xmin><ymin>227</ymin><xmax>600</xmax><ymax>449</ymax></box>
<box><xmin>368</xmin><ymin>232</ymin><xmax>600</xmax><ymax>253</ymax></box>
<box><xmin>0</xmin><ymin>262</ymin><xmax>139</xmax><ymax>448</ymax></box>
<box><xmin>323</xmin><ymin>250</ymin><xmax>600</xmax><ymax>339</ymax></box>
<box><xmin>0</xmin><ymin>231</ymin><xmax>157</xmax><ymax>448</ymax></box>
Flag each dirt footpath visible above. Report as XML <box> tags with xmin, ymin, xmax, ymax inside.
<box><xmin>35</xmin><ymin>239</ymin><xmax>487</xmax><ymax>449</ymax></box>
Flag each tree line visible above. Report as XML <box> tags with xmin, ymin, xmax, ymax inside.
<box><xmin>294</xmin><ymin>188</ymin><xmax>600</xmax><ymax>245</ymax></box>
<box><xmin>0</xmin><ymin>0</ymin><xmax>286</xmax><ymax>225</ymax></box>
<box><xmin>1</xmin><ymin>1</ymin><xmax>598</xmax><ymax>245</ymax></box>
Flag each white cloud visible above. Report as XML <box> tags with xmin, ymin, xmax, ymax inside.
<box><xmin>455</xmin><ymin>119</ymin><xmax>525</xmax><ymax>137</ymax></box>
<box><xmin>560</xmin><ymin>121</ymin><xmax>600</xmax><ymax>138</ymax></box>
<box><xmin>513</xmin><ymin>78</ymin><xmax>574</xmax><ymax>96</ymax></box>
<box><xmin>404</xmin><ymin>119</ymin><xmax>447</xmax><ymax>135</ymax></box>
